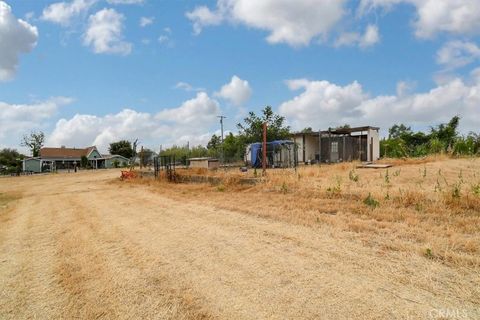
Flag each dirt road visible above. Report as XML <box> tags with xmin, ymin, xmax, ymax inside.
<box><xmin>0</xmin><ymin>171</ymin><xmax>478</xmax><ymax>319</ymax></box>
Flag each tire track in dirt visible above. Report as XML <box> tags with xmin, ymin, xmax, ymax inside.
<box><xmin>85</xmin><ymin>185</ymin><xmax>480</xmax><ymax>319</ymax></box>
<box><xmin>54</xmin><ymin>192</ymin><xmax>213</xmax><ymax>319</ymax></box>
<box><xmin>0</xmin><ymin>194</ymin><xmax>65</xmax><ymax>319</ymax></box>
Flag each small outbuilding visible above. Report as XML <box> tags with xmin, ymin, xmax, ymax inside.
<box><xmin>103</xmin><ymin>155</ymin><xmax>130</xmax><ymax>168</ymax></box>
<box><xmin>22</xmin><ymin>158</ymin><xmax>42</xmax><ymax>173</ymax></box>
<box><xmin>292</xmin><ymin>126</ymin><xmax>380</xmax><ymax>164</ymax></box>
<box><xmin>188</xmin><ymin>157</ymin><xmax>220</xmax><ymax>170</ymax></box>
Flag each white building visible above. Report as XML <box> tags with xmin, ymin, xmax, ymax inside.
<box><xmin>291</xmin><ymin>126</ymin><xmax>380</xmax><ymax>164</ymax></box>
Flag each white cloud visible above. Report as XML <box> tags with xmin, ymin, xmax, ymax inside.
<box><xmin>279</xmin><ymin>77</ymin><xmax>480</xmax><ymax>134</ymax></box>
<box><xmin>174</xmin><ymin>82</ymin><xmax>204</xmax><ymax>92</ymax></box>
<box><xmin>156</xmin><ymin>92</ymin><xmax>220</xmax><ymax>124</ymax></box>
<box><xmin>158</xmin><ymin>35</ymin><xmax>169</xmax><ymax>44</ymax></box>
<box><xmin>83</xmin><ymin>8</ymin><xmax>132</xmax><ymax>55</ymax></box>
<box><xmin>396</xmin><ymin>80</ymin><xmax>416</xmax><ymax>97</ymax></box>
<box><xmin>186</xmin><ymin>5</ymin><xmax>224</xmax><ymax>35</ymax></box>
<box><xmin>41</xmin><ymin>0</ymin><xmax>97</xmax><ymax>26</ymax></box>
<box><xmin>107</xmin><ymin>0</ymin><xmax>144</xmax><ymax>4</ymax></box>
<box><xmin>0</xmin><ymin>1</ymin><xmax>38</xmax><ymax>81</ymax></box>
<box><xmin>437</xmin><ymin>40</ymin><xmax>480</xmax><ymax>70</ymax></box>
<box><xmin>139</xmin><ymin>16</ymin><xmax>153</xmax><ymax>27</ymax></box>
<box><xmin>471</xmin><ymin>67</ymin><xmax>480</xmax><ymax>83</ymax></box>
<box><xmin>47</xmin><ymin>92</ymin><xmax>221</xmax><ymax>151</ymax></box>
<box><xmin>359</xmin><ymin>0</ymin><xmax>480</xmax><ymax>38</ymax></box>
<box><xmin>279</xmin><ymin>79</ymin><xmax>367</xmax><ymax>129</ymax></box>
<box><xmin>335</xmin><ymin>24</ymin><xmax>380</xmax><ymax>48</ymax></box>
<box><xmin>186</xmin><ymin>0</ymin><xmax>347</xmax><ymax>47</ymax></box>
<box><xmin>0</xmin><ymin>97</ymin><xmax>73</xmax><ymax>144</ymax></box>
<box><xmin>215</xmin><ymin>75</ymin><xmax>252</xmax><ymax>106</ymax></box>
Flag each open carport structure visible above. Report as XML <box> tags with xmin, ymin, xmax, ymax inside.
<box><xmin>292</xmin><ymin>126</ymin><xmax>380</xmax><ymax>164</ymax></box>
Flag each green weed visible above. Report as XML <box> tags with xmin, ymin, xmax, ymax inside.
<box><xmin>363</xmin><ymin>193</ymin><xmax>379</xmax><ymax>208</ymax></box>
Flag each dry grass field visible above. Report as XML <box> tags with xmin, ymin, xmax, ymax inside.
<box><xmin>0</xmin><ymin>157</ymin><xmax>479</xmax><ymax>319</ymax></box>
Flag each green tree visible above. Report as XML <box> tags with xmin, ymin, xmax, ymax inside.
<box><xmin>380</xmin><ymin>138</ymin><xmax>407</xmax><ymax>158</ymax></box>
<box><xmin>222</xmin><ymin>133</ymin><xmax>244</xmax><ymax>162</ymax></box>
<box><xmin>109</xmin><ymin>140</ymin><xmax>134</xmax><ymax>159</ymax></box>
<box><xmin>21</xmin><ymin>131</ymin><xmax>45</xmax><ymax>157</ymax></box>
<box><xmin>236</xmin><ymin>106</ymin><xmax>290</xmax><ymax>144</ymax></box>
<box><xmin>80</xmin><ymin>156</ymin><xmax>88</xmax><ymax>168</ymax></box>
<box><xmin>428</xmin><ymin>138</ymin><xmax>444</xmax><ymax>154</ymax></box>
<box><xmin>453</xmin><ymin>136</ymin><xmax>476</xmax><ymax>156</ymax></box>
<box><xmin>207</xmin><ymin>134</ymin><xmax>221</xmax><ymax>152</ymax></box>
<box><xmin>301</xmin><ymin>127</ymin><xmax>313</xmax><ymax>133</ymax></box>
<box><xmin>430</xmin><ymin>116</ymin><xmax>460</xmax><ymax>151</ymax></box>
<box><xmin>161</xmin><ymin>145</ymin><xmax>209</xmax><ymax>165</ymax></box>
<box><xmin>388</xmin><ymin>124</ymin><xmax>412</xmax><ymax>139</ymax></box>
<box><xmin>0</xmin><ymin>149</ymin><xmax>24</xmax><ymax>174</ymax></box>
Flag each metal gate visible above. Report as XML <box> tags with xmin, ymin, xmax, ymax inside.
<box><xmin>153</xmin><ymin>155</ymin><xmax>177</xmax><ymax>182</ymax></box>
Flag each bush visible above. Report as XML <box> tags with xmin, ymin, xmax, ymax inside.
<box><xmin>363</xmin><ymin>193</ymin><xmax>379</xmax><ymax>208</ymax></box>
<box><xmin>453</xmin><ymin>137</ymin><xmax>476</xmax><ymax>156</ymax></box>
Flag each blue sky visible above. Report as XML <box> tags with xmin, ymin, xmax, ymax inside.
<box><xmin>1</xmin><ymin>0</ymin><xmax>480</xmax><ymax>154</ymax></box>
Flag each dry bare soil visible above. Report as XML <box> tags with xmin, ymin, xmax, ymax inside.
<box><xmin>0</xmin><ymin>158</ymin><xmax>479</xmax><ymax>319</ymax></box>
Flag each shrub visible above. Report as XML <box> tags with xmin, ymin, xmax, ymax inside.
<box><xmin>424</xmin><ymin>248</ymin><xmax>434</xmax><ymax>259</ymax></box>
<box><xmin>471</xmin><ymin>183</ymin><xmax>480</xmax><ymax>197</ymax></box>
<box><xmin>429</xmin><ymin>138</ymin><xmax>444</xmax><ymax>154</ymax></box>
<box><xmin>363</xmin><ymin>193</ymin><xmax>379</xmax><ymax>208</ymax></box>
<box><xmin>280</xmin><ymin>182</ymin><xmax>288</xmax><ymax>194</ymax></box>
<box><xmin>349</xmin><ymin>169</ymin><xmax>359</xmax><ymax>182</ymax></box>
<box><xmin>452</xmin><ymin>183</ymin><xmax>461</xmax><ymax>198</ymax></box>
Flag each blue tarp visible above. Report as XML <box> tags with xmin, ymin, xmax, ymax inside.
<box><xmin>250</xmin><ymin>140</ymin><xmax>294</xmax><ymax>168</ymax></box>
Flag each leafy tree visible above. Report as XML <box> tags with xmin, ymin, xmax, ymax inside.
<box><xmin>428</xmin><ymin>138</ymin><xmax>445</xmax><ymax>154</ymax></box>
<box><xmin>453</xmin><ymin>136</ymin><xmax>476</xmax><ymax>156</ymax></box>
<box><xmin>388</xmin><ymin>124</ymin><xmax>412</xmax><ymax>139</ymax></box>
<box><xmin>109</xmin><ymin>140</ymin><xmax>133</xmax><ymax>159</ymax></box>
<box><xmin>80</xmin><ymin>156</ymin><xmax>88</xmax><ymax>168</ymax></box>
<box><xmin>21</xmin><ymin>131</ymin><xmax>45</xmax><ymax>157</ymax></box>
<box><xmin>380</xmin><ymin>138</ymin><xmax>407</xmax><ymax>158</ymax></box>
<box><xmin>161</xmin><ymin>145</ymin><xmax>209</xmax><ymax>164</ymax></box>
<box><xmin>207</xmin><ymin>134</ymin><xmax>221</xmax><ymax>152</ymax></box>
<box><xmin>430</xmin><ymin>116</ymin><xmax>460</xmax><ymax>151</ymax></box>
<box><xmin>0</xmin><ymin>149</ymin><xmax>24</xmax><ymax>174</ymax></box>
<box><xmin>237</xmin><ymin>106</ymin><xmax>290</xmax><ymax>144</ymax></box>
<box><xmin>301</xmin><ymin>127</ymin><xmax>313</xmax><ymax>133</ymax></box>
<box><xmin>223</xmin><ymin>133</ymin><xmax>244</xmax><ymax>162</ymax></box>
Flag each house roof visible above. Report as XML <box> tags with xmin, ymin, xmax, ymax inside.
<box><xmin>39</xmin><ymin>146</ymin><xmax>97</xmax><ymax>159</ymax></box>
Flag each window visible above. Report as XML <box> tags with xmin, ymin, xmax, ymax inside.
<box><xmin>331</xmin><ymin>142</ymin><xmax>338</xmax><ymax>153</ymax></box>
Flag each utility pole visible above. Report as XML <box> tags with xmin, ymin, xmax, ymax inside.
<box><xmin>217</xmin><ymin>115</ymin><xmax>227</xmax><ymax>166</ymax></box>
<box><xmin>262</xmin><ymin>122</ymin><xmax>267</xmax><ymax>176</ymax></box>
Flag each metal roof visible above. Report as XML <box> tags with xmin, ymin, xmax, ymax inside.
<box><xmin>292</xmin><ymin>126</ymin><xmax>380</xmax><ymax>136</ymax></box>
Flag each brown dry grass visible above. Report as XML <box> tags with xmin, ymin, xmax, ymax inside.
<box><xmin>0</xmin><ymin>162</ymin><xmax>479</xmax><ymax>319</ymax></box>
<box><xmin>142</xmin><ymin>157</ymin><xmax>480</xmax><ymax>268</ymax></box>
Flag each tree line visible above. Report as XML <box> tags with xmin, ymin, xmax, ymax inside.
<box><xmin>2</xmin><ymin>111</ymin><xmax>479</xmax><ymax>174</ymax></box>
<box><xmin>381</xmin><ymin>116</ymin><xmax>480</xmax><ymax>157</ymax></box>
<box><xmin>160</xmin><ymin>106</ymin><xmax>291</xmax><ymax>163</ymax></box>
